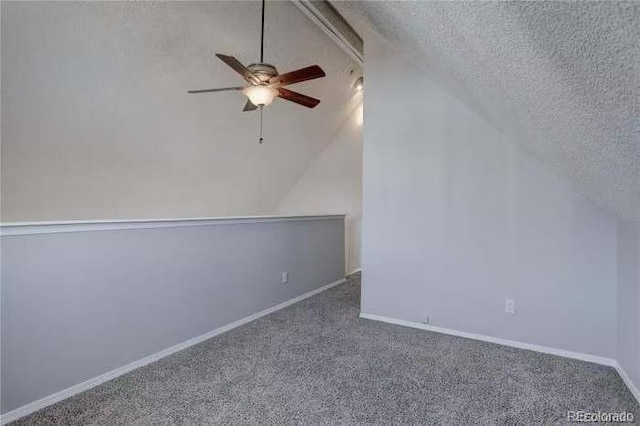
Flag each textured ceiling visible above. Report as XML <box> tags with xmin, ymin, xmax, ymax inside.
<box><xmin>1</xmin><ymin>1</ymin><xmax>359</xmax><ymax>221</ymax></box>
<box><xmin>334</xmin><ymin>1</ymin><xmax>640</xmax><ymax>220</ymax></box>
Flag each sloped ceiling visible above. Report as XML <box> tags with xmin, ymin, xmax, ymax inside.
<box><xmin>334</xmin><ymin>1</ymin><xmax>640</xmax><ymax>220</ymax></box>
<box><xmin>1</xmin><ymin>1</ymin><xmax>358</xmax><ymax>221</ymax></box>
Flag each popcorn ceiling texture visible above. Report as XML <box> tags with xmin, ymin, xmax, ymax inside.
<box><xmin>335</xmin><ymin>1</ymin><xmax>640</xmax><ymax>220</ymax></box>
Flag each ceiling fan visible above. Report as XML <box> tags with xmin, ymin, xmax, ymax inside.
<box><xmin>188</xmin><ymin>0</ymin><xmax>326</xmax><ymax>142</ymax></box>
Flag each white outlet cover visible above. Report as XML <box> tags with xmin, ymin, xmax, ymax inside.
<box><xmin>281</xmin><ymin>272</ymin><xmax>289</xmax><ymax>283</ymax></box>
<box><xmin>505</xmin><ymin>299</ymin><xmax>516</xmax><ymax>314</ymax></box>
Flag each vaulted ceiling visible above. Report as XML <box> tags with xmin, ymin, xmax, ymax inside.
<box><xmin>335</xmin><ymin>1</ymin><xmax>640</xmax><ymax>220</ymax></box>
<box><xmin>1</xmin><ymin>1</ymin><xmax>359</xmax><ymax>221</ymax></box>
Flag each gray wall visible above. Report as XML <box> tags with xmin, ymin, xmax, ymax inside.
<box><xmin>276</xmin><ymin>105</ymin><xmax>363</xmax><ymax>274</ymax></box>
<box><xmin>617</xmin><ymin>220</ymin><xmax>640</xmax><ymax>392</ymax></box>
<box><xmin>361</xmin><ymin>34</ymin><xmax>618</xmax><ymax>358</ymax></box>
<box><xmin>1</xmin><ymin>216</ymin><xmax>345</xmax><ymax>413</ymax></box>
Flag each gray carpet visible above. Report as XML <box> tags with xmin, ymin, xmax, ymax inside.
<box><xmin>13</xmin><ymin>273</ymin><xmax>639</xmax><ymax>424</ymax></box>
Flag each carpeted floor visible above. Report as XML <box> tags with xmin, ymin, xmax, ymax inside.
<box><xmin>13</xmin><ymin>273</ymin><xmax>639</xmax><ymax>424</ymax></box>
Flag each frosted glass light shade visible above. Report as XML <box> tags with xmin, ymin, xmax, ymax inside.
<box><xmin>243</xmin><ymin>85</ymin><xmax>278</xmax><ymax>106</ymax></box>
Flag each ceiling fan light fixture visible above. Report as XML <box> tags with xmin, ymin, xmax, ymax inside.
<box><xmin>243</xmin><ymin>85</ymin><xmax>278</xmax><ymax>107</ymax></box>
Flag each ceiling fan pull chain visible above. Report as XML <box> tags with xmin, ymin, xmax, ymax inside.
<box><xmin>259</xmin><ymin>106</ymin><xmax>264</xmax><ymax>144</ymax></box>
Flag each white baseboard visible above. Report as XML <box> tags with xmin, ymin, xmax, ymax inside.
<box><xmin>347</xmin><ymin>268</ymin><xmax>362</xmax><ymax>276</ymax></box>
<box><xmin>359</xmin><ymin>313</ymin><xmax>640</xmax><ymax>403</ymax></box>
<box><xmin>0</xmin><ymin>277</ymin><xmax>347</xmax><ymax>425</ymax></box>
<box><xmin>359</xmin><ymin>313</ymin><xmax>617</xmax><ymax>367</ymax></box>
<box><xmin>614</xmin><ymin>362</ymin><xmax>640</xmax><ymax>404</ymax></box>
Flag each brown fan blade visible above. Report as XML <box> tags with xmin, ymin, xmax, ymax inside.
<box><xmin>277</xmin><ymin>88</ymin><xmax>320</xmax><ymax>108</ymax></box>
<box><xmin>187</xmin><ymin>87</ymin><xmax>243</xmax><ymax>94</ymax></box>
<box><xmin>215</xmin><ymin>54</ymin><xmax>260</xmax><ymax>85</ymax></box>
<box><xmin>269</xmin><ymin>65</ymin><xmax>325</xmax><ymax>87</ymax></box>
<box><xmin>242</xmin><ymin>99</ymin><xmax>258</xmax><ymax>112</ymax></box>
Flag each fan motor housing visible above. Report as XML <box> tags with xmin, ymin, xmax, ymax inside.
<box><xmin>248</xmin><ymin>63</ymin><xmax>278</xmax><ymax>82</ymax></box>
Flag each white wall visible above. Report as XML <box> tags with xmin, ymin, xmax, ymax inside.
<box><xmin>361</xmin><ymin>33</ymin><xmax>618</xmax><ymax>358</ymax></box>
<box><xmin>1</xmin><ymin>216</ymin><xmax>345</xmax><ymax>415</ymax></box>
<box><xmin>617</xmin><ymin>219</ymin><xmax>640</xmax><ymax>394</ymax></box>
<box><xmin>0</xmin><ymin>1</ymin><xmax>357</xmax><ymax>222</ymax></box>
<box><xmin>276</xmin><ymin>105</ymin><xmax>363</xmax><ymax>273</ymax></box>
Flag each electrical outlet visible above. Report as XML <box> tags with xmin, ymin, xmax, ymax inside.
<box><xmin>281</xmin><ymin>272</ymin><xmax>289</xmax><ymax>283</ymax></box>
<box><xmin>505</xmin><ymin>299</ymin><xmax>516</xmax><ymax>314</ymax></box>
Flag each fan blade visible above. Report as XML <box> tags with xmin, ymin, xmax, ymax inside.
<box><xmin>243</xmin><ymin>100</ymin><xmax>258</xmax><ymax>112</ymax></box>
<box><xmin>269</xmin><ymin>65</ymin><xmax>325</xmax><ymax>87</ymax></box>
<box><xmin>277</xmin><ymin>88</ymin><xmax>320</xmax><ymax>108</ymax></box>
<box><xmin>187</xmin><ymin>87</ymin><xmax>243</xmax><ymax>94</ymax></box>
<box><xmin>215</xmin><ymin>54</ymin><xmax>260</xmax><ymax>85</ymax></box>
